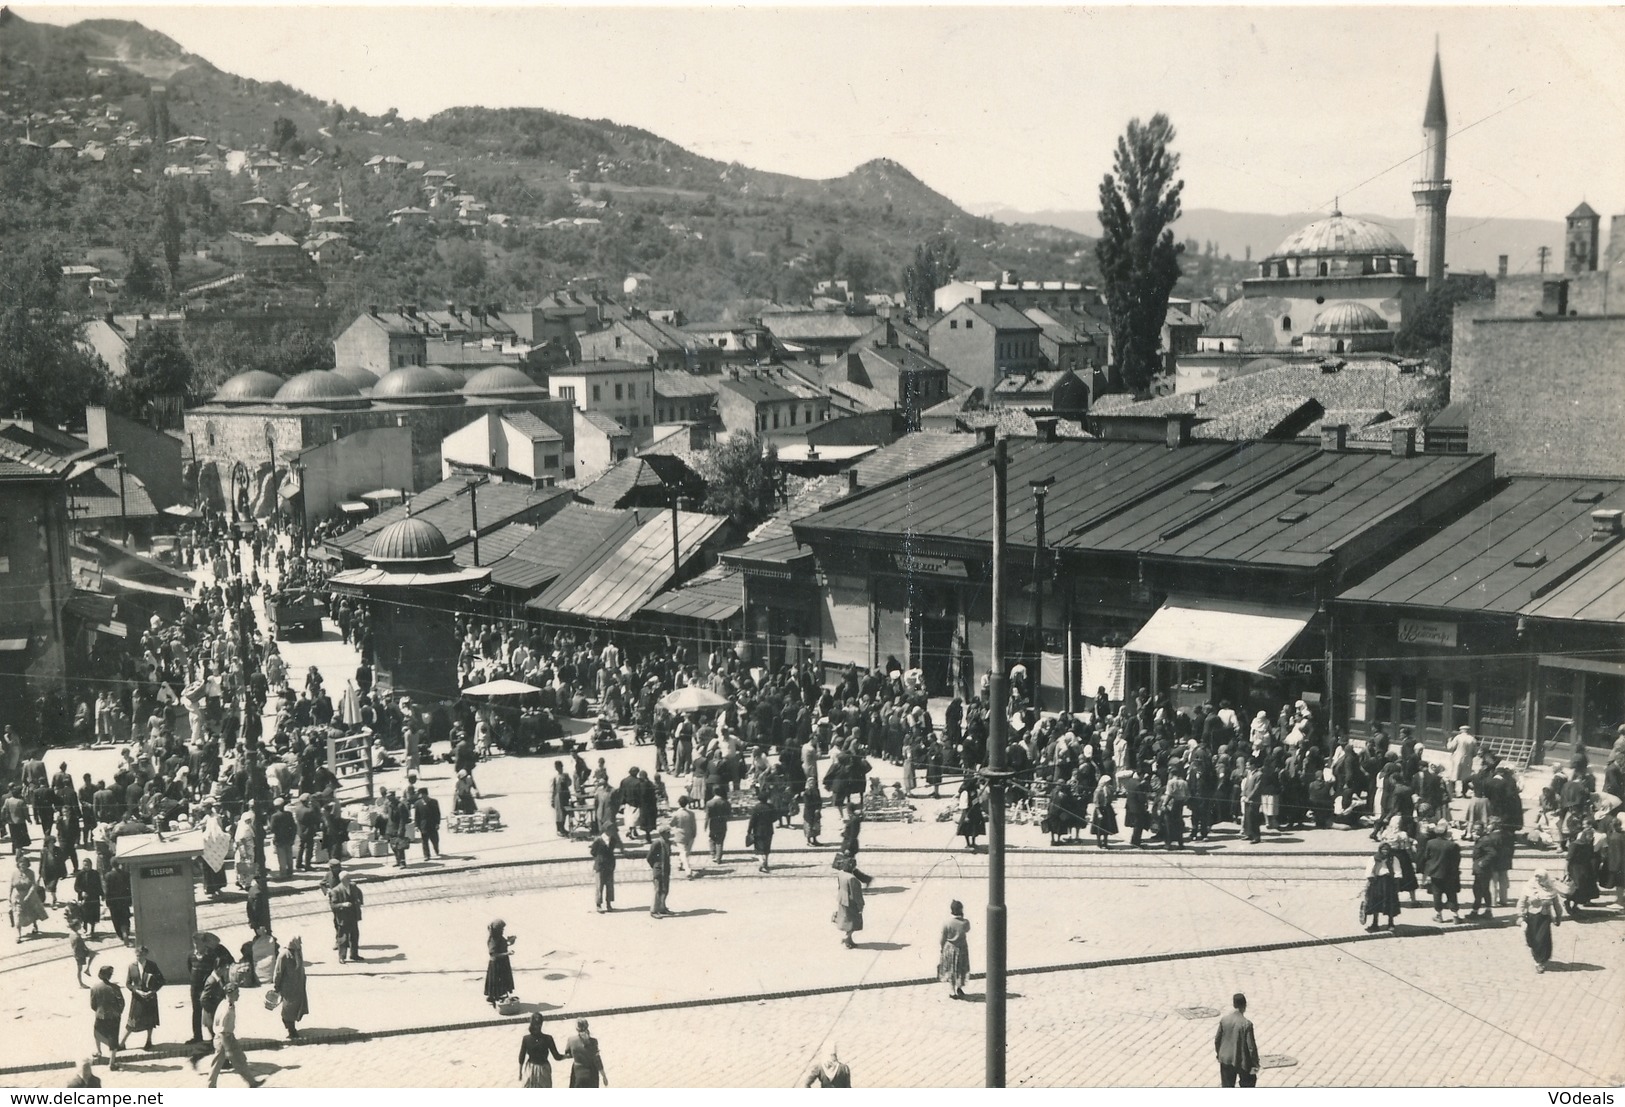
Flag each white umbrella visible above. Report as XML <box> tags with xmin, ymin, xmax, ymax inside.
<box><xmin>660</xmin><ymin>686</ymin><xmax>729</xmax><ymax>712</ymax></box>
<box><xmin>462</xmin><ymin>678</ymin><xmax>546</xmax><ymax>697</ymax></box>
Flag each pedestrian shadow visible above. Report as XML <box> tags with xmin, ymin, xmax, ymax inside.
<box><xmin>356</xmin><ymin>952</ymin><xmax>407</xmax><ymax>964</ymax></box>
<box><xmin>663</xmin><ymin>907</ymin><xmax>726</xmax><ymax>918</ymax></box>
<box><xmin>112</xmin><ymin>1061</ymin><xmax>185</xmax><ymax>1074</ymax></box>
<box><xmin>365</xmin><ymin>944</ymin><xmax>400</xmax><ymax>951</ymax></box>
<box><xmin>508</xmin><ymin>1000</ymin><xmax>561</xmax><ymax>1014</ymax></box>
<box><xmin>956</xmin><ymin>990</ymin><xmax>1021</xmax><ymax>1003</ymax></box>
<box><xmin>865</xmin><ymin>886</ymin><xmax>907</xmax><ymax>895</ymax></box>
<box><xmin>1547</xmin><ymin>961</ymin><xmax>1605</xmax><ymax>972</ymax></box>
<box><xmin>857</xmin><ymin>941</ymin><xmax>908</xmax><ymax>951</ymax></box>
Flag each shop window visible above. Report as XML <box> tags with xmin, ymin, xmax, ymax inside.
<box><xmin>1372</xmin><ymin>672</ymin><xmax>1393</xmax><ymax>727</ymax></box>
<box><xmin>1582</xmin><ymin>673</ymin><xmax>1624</xmax><ymax>748</ymax></box>
<box><xmin>1450</xmin><ymin>683</ymin><xmax>1471</xmax><ymax>732</ymax></box>
<box><xmin>1540</xmin><ymin>667</ymin><xmax>1577</xmax><ymax>748</ymax></box>
<box><xmin>1425</xmin><ymin>685</ymin><xmax>1445</xmax><ymax>734</ymax></box>
<box><xmin>1398</xmin><ymin>675</ymin><xmax>1419</xmax><ymax>728</ymax></box>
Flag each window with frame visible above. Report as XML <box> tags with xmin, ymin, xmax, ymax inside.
<box><xmin>1372</xmin><ymin>672</ymin><xmax>1393</xmax><ymax>726</ymax></box>
<box><xmin>543</xmin><ymin>454</ymin><xmax>559</xmax><ymax>469</ymax></box>
<box><xmin>592</xmin><ymin>384</ymin><xmax>601</xmax><ymax>402</ymax></box>
<box><xmin>1397</xmin><ymin>674</ymin><xmax>1419</xmax><ymax>727</ymax></box>
<box><xmin>614</xmin><ymin>383</ymin><xmax>623</xmax><ymax>400</ymax></box>
<box><xmin>558</xmin><ymin>385</ymin><xmax>576</xmax><ymax>401</ymax></box>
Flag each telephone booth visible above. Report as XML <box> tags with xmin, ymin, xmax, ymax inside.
<box><xmin>116</xmin><ymin>828</ymin><xmax>206</xmax><ymax>981</ymax></box>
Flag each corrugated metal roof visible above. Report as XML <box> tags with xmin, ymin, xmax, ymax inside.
<box><xmin>503</xmin><ymin>412</ymin><xmax>562</xmax><ymax>441</ymax></box>
<box><xmin>333</xmin><ymin>479</ymin><xmax>567</xmax><ymax>555</ymax></box>
<box><xmin>638</xmin><ymin>565</ymin><xmax>744</xmax><ymax>623</ymax></box>
<box><xmin>451</xmin><ymin>523</ymin><xmax>535</xmax><ymax>567</ymax></box>
<box><xmin>68</xmin><ymin>467</ymin><xmax>158</xmax><ymax>520</ymax></box>
<box><xmin>577</xmin><ymin>455</ymin><xmax>704</xmax><ymax>508</ymax></box>
<box><xmin>1341</xmin><ymin>477</ymin><xmax>1625</xmax><ymax>623</ymax></box>
<box><xmin>851</xmin><ymin>433</ymin><xmax>981</xmax><ymax>489</ymax></box>
<box><xmin>529</xmin><ymin>510</ymin><xmax>728</xmax><ymax>623</ymax></box>
<box><xmin>486</xmin><ymin>504</ymin><xmax>638</xmax><ymax>592</ymax></box>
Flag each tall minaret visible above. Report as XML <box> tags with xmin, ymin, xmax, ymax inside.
<box><xmin>1412</xmin><ymin>42</ymin><xmax>1451</xmax><ymax>292</ymax></box>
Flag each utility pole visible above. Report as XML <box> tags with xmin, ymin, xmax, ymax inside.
<box><xmin>1029</xmin><ymin>476</ymin><xmax>1054</xmax><ymax>710</ymax></box>
<box><xmin>985</xmin><ymin>434</ymin><xmax>1009</xmax><ymax>1088</ymax></box>
<box><xmin>466</xmin><ymin>475</ymin><xmax>488</xmax><ymax>565</ymax></box>
<box><xmin>1537</xmin><ymin>246</ymin><xmax>1551</xmax><ymax>274</ymax></box>
<box><xmin>113</xmin><ymin>454</ymin><xmax>128</xmax><ymax>546</ymax></box>
<box><xmin>670</xmin><ymin>486</ymin><xmax>683</xmax><ymax>578</ymax></box>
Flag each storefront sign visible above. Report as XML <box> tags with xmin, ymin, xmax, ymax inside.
<box><xmin>139</xmin><ymin>864</ymin><xmax>182</xmax><ymax>879</ymax></box>
<box><xmin>889</xmin><ymin>552</ymin><xmax>968</xmax><ymax>578</ymax></box>
<box><xmin>1274</xmin><ymin>658</ymin><xmax>1322</xmax><ymax>678</ymax></box>
<box><xmin>1398</xmin><ymin>618</ymin><xmax>1457</xmax><ymax>648</ymax></box>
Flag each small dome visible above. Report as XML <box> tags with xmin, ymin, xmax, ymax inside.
<box><xmin>333</xmin><ymin>365</ymin><xmax>380</xmax><ymax>389</ymax></box>
<box><xmin>273</xmin><ymin>370</ymin><xmax>364</xmax><ymax>406</ymax></box>
<box><xmin>1310</xmin><ymin>302</ymin><xmax>1389</xmax><ymax>333</ymax></box>
<box><xmin>214</xmin><ymin>369</ymin><xmax>284</xmax><ymax>403</ymax></box>
<box><xmin>428</xmin><ymin>366</ymin><xmax>470</xmax><ymax>390</ymax></box>
<box><xmin>368</xmin><ymin>517</ymin><xmax>452</xmax><ymax>564</ymax></box>
<box><xmin>1269</xmin><ymin>213</ymin><xmax>1409</xmax><ymax>259</ymax></box>
<box><xmin>372</xmin><ymin>365</ymin><xmax>459</xmax><ymax>400</ymax></box>
<box><xmin>464</xmin><ymin>365</ymin><xmax>544</xmax><ymax>396</ymax></box>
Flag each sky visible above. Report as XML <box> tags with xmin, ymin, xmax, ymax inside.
<box><xmin>21</xmin><ymin>3</ymin><xmax>1625</xmax><ymax>222</ymax></box>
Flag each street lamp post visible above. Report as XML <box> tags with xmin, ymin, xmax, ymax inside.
<box><xmin>985</xmin><ymin>434</ymin><xmax>1010</xmax><ymax>1088</ymax></box>
<box><xmin>1029</xmin><ymin>476</ymin><xmax>1054</xmax><ymax>710</ymax></box>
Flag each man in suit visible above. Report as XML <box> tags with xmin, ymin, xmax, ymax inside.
<box><xmin>414</xmin><ymin>790</ymin><xmax>442</xmax><ymax>860</ymax></box>
<box><xmin>1215</xmin><ymin>992</ymin><xmax>1260</xmax><ymax>1087</ymax></box>
<box><xmin>550</xmin><ymin>761</ymin><xmax>574</xmax><ymax>837</ymax></box>
<box><xmin>646</xmin><ymin>827</ymin><xmax>673</xmax><ymax>917</ymax></box>
<box><xmin>589</xmin><ymin>827</ymin><xmax>617</xmax><ymax>913</ymax></box>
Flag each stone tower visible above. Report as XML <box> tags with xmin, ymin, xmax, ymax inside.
<box><xmin>1565</xmin><ymin>202</ymin><xmax>1600</xmax><ymax>273</ymax></box>
<box><xmin>1412</xmin><ymin>44</ymin><xmax>1451</xmax><ymax>292</ymax></box>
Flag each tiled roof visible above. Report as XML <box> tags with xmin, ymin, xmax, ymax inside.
<box><xmin>1189</xmin><ymin>396</ymin><xmax>1322</xmax><ymax>441</ymax></box>
<box><xmin>620</xmin><ymin>317</ymin><xmax>691</xmax><ymax>353</ymax></box>
<box><xmin>68</xmin><ymin>467</ymin><xmax>158</xmax><ymax>520</ymax></box>
<box><xmin>717</xmin><ymin>374</ymin><xmax>801</xmax><ymax>405</ymax></box>
<box><xmin>1102</xmin><ymin>361</ymin><xmax>1435</xmax><ymax>425</ymax></box>
<box><xmin>637</xmin><ymin>565</ymin><xmax>744</xmax><ymax>623</ymax></box>
<box><xmin>579</xmin><ymin>411</ymin><xmax>630</xmax><ymax>437</ymax></box>
<box><xmin>1341</xmin><ymin>477</ymin><xmax>1625</xmax><ymax>624</ymax></box>
<box><xmin>953</xmin><ymin>301</ymin><xmax>1041</xmax><ymax>332</ymax></box>
<box><xmin>485</xmin><ymin>504</ymin><xmax>638</xmax><ymax>592</ymax></box>
<box><xmin>529</xmin><ymin>510</ymin><xmax>728</xmax><ymax>623</ymax></box>
<box><xmin>0</xmin><ymin>434</ymin><xmax>74</xmax><ymax>480</ymax></box>
<box><xmin>503</xmin><ymin>412</ymin><xmax>563</xmax><ymax>442</ymax></box>
<box><xmin>653</xmin><ymin>371</ymin><xmax>717</xmax><ymax>399</ymax></box>
<box><xmin>758</xmin><ymin>311</ymin><xmax>872</xmax><ymax>343</ymax></box>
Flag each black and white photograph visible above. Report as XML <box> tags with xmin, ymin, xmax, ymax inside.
<box><xmin>0</xmin><ymin>1</ymin><xmax>1621</xmax><ymax>1092</ymax></box>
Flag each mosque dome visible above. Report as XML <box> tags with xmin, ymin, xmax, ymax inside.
<box><xmin>333</xmin><ymin>365</ymin><xmax>380</xmax><ymax>390</ymax></box>
<box><xmin>463</xmin><ymin>365</ymin><xmax>545</xmax><ymax>397</ymax></box>
<box><xmin>1310</xmin><ymin>302</ymin><xmax>1389</xmax><ymax>333</ymax></box>
<box><xmin>368</xmin><ymin>517</ymin><xmax>452</xmax><ymax>565</ymax></box>
<box><xmin>372</xmin><ymin>365</ymin><xmax>461</xmax><ymax>402</ymax></box>
<box><xmin>1269</xmin><ymin>213</ymin><xmax>1409</xmax><ymax>260</ymax></box>
<box><xmin>213</xmin><ymin>370</ymin><xmax>284</xmax><ymax>404</ymax></box>
<box><xmin>273</xmin><ymin>370</ymin><xmax>365</xmax><ymax>407</ymax></box>
<box><xmin>428</xmin><ymin>366</ymin><xmax>470</xmax><ymax>390</ymax></box>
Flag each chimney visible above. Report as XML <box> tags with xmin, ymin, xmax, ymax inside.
<box><xmin>1591</xmin><ymin>508</ymin><xmax>1624</xmax><ymax>540</ymax></box>
<box><xmin>396</xmin><ymin>304</ymin><xmax>406</xmax><ymax>316</ymax></box>
<box><xmin>1390</xmin><ymin>427</ymin><xmax>1416</xmax><ymax>457</ymax></box>
<box><xmin>103</xmin><ymin>311</ymin><xmax>115</xmax><ymax>326</ymax></box>
<box><xmin>369</xmin><ymin>304</ymin><xmax>379</xmax><ymax>317</ymax></box>
<box><xmin>848</xmin><ymin>469</ymin><xmax>861</xmax><ymax>493</ymax></box>
<box><xmin>446</xmin><ymin>301</ymin><xmax>456</xmax><ymax>315</ymax></box>
<box><xmin>84</xmin><ymin>405</ymin><xmax>109</xmax><ymax>451</ymax></box>
<box><xmin>1320</xmin><ymin>424</ymin><xmax>1347</xmax><ymax>452</ymax></box>
<box><xmin>1034</xmin><ymin>417</ymin><xmax>1059</xmax><ymax>442</ymax></box>
<box><xmin>978</xmin><ymin>425</ymin><xmax>997</xmax><ymax>446</ymax></box>
<box><xmin>806</xmin><ymin>446</ymin><xmax>820</xmax><ymax>461</ymax></box>
<box><xmin>1165</xmin><ymin>414</ymin><xmax>1191</xmax><ymax>449</ymax></box>
<box><xmin>1497</xmin><ymin>255</ymin><xmax>1509</xmax><ymax>278</ymax></box>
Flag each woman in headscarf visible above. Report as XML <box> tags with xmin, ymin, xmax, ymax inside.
<box><xmin>956</xmin><ymin>776</ymin><xmax>986</xmax><ymax>852</ymax></box>
<box><xmin>937</xmin><ymin>899</ymin><xmax>971</xmax><ymax>999</ymax></box>
<box><xmin>1516</xmin><ymin>871</ymin><xmax>1565</xmax><ymax>973</ymax></box>
<box><xmin>453</xmin><ymin>770</ymin><xmax>479</xmax><ymax>816</ymax></box>
<box><xmin>517</xmin><ymin>1011</ymin><xmax>565</xmax><ymax>1087</ymax></box>
<box><xmin>1360</xmin><ymin>843</ymin><xmax>1401</xmax><ymax>931</ymax></box>
<box><xmin>271</xmin><ymin>935</ymin><xmax>309</xmax><ymax>1039</ymax></box>
<box><xmin>9</xmin><ymin>855</ymin><xmax>48</xmax><ymax>941</ymax></box>
<box><xmin>1563</xmin><ymin>816</ymin><xmax>1601</xmax><ymax>915</ymax></box>
<box><xmin>38</xmin><ymin>833</ymin><xmax>67</xmax><ymax>907</ymax></box>
<box><xmin>1090</xmin><ymin>773</ymin><xmax>1119</xmax><ymax>849</ymax></box>
<box><xmin>484</xmin><ymin>918</ymin><xmax>516</xmax><ymax>1006</ymax></box>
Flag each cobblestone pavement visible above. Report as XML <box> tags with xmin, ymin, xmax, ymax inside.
<box><xmin>8</xmin><ymin>916</ymin><xmax>1620</xmax><ymax>1088</ymax></box>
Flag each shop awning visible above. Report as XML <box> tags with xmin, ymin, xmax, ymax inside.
<box><xmin>339</xmin><ymin>501</ymin><xmax>371</xmax><ymax>515</ymax></box>
<box><xmin>0</xmin><ymin>637</ymin><xmax>29</xmax><ymax>653</ymax></box>
<box><xmin>1124</xmin><ymin>596</ymin><xmax>1315</xmax><ymax>677</ymax></box>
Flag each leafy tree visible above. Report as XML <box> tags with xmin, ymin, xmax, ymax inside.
<box><xmin>271</xmin><ymin>116</ymin><xmax>300</xmax><ymax>156</ymax></box>
<box><xmin>123</xmin><ymin>248</ymin><xmax>162</xmax><ymax>302</ymax></box>
<box><xmin>113</xmin><ymin>325</ymin><xmax>193</xmax><ymax>417</ymax></box>
<box><xmin>1395</xmin><ymin>273</ymin><xmax>1495</xmax><ymax>376</ymax></box>
<box><xmin>902</xmin><ymin>233</ymin><xmax>960</xmax><ymax>317</ymax></box>
<box><xmin>700</xmin><ymin>433</ymin><xmax>778</xmax><ymax>524</ymax></box>
<box><xmin>160</xmin><ymin>187</ymin><xmax>184</xmax><ymax>290</ymax></box>
<box><xmin>1096</xmin><ymin>113</ymin><xmax>1185</xmax><ymax>395</ymax></box>
<box><xmin>811</xmin><ymin>233</ymin><xmax>843</xmax><ymax>281</ymax></box>
<box><xmin>839</xmin><ymin>247</ymin><xmax>879</xmax><ymax>297</ymax></box>
<box><xmin>0</xmin><ymin>245</ymin><xmax>109</xmax><ymax>423</ymax></box>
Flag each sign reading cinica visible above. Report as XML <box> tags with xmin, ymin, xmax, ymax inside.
<box><xmin>1398</xmin><ymin>618</ymin><xmax>1457</xmax><ymax>648</ymax></box>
